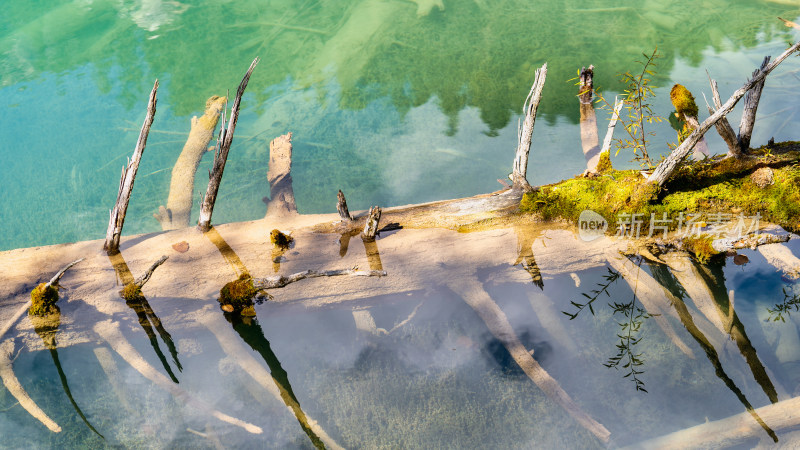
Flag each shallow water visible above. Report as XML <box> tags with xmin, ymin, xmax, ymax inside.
<box><xmin>3</xmin><ymin>1</ymin><xmax>800</xmax><ymax>448</ymax></box>
<box><xmin>1</xmin><ymin>0</ymin><xmax>800</xmax><ymax>250</ymax></box>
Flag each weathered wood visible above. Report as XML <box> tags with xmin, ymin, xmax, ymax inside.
<box><xmin>0</xmin><ymin>339</ymin><xmax>61</xmax><ymax>432</ymax></box>
<box><xmin>134</xmin><ymin>255</ymin><xmax>169</xmax><ymax>288</ymax></box>
<box><xmin>648</xmin><ymin>40</ymin><xmax>800</xmax><ymax>186</ymax></box>
<box><xmin>104</xmin><ymin>79</ymin><xmax>159</xmax><ymax>254</ymax></box>
<box><xmin>449</xmin><ymin>279</ymin><xmax>611</xmax><ymax>443</ymax></box>
<box><xmin>265</xmin><ymin>132</ymin><xmax>298</xmax><ymax>218</ymax></box>
<box><xmin>45</xmin><ymin>258</ymin><xmax>84</xmax><ymax>288</ymax></box>
<box><xmin>362</xmin><ymin>206</ymin><xmax>382</xmax><ymax>239</ymax></box>
<box><xmin>198</xmin><ymin>58</ymin><xmax>259</xmax><ymax>232</ymax></box>
<box><xmin>154</xmin><ymin>96</ymin><xmax>226</xmax><ymax>230</ymax></box>
<box><xmin>253</xmin><ymin>269</ymin><xmax>386</xmax><ymax>290</ymax></box>
<box><xmin>705</xmin><ymin>76</ymin><xmax>743</xmax><ymax>158</ymax></box>
<box><xmin>511</xmin><ymin>63</ymin><xmax>547</xmax><ymax>191</ymax></box>
<box><xmin>601</xmin><ymin>98</ymin><xmax>624</xmax><ymax>155</ymax></box>
<box><xmin>578</xmin><ymin>65</ymin><xmax>601</xmax><ymax>172</ymax></box>
<box><xmin>337</xmin><ymin>190</ymin><xmax>352</xmax><ymax>221</ymax></box>
<box><xmin>739</xmin><ymin>56</ymin><xmax>771</xmax><ymax>152</ymax></box>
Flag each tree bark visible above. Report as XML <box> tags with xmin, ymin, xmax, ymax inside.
<box><xmin>104</xmin><ymin>80</ymin><xmax>158</xmax><ymax>254</ymax></box>
<box><xmin>648</xmin><ymin>40</ymin><xmax>800</xmax><ymax>186</ymax></box>
<box><xmin>362</xmin><ymin>206</ymin><xmax>382</xmax><ymax>239</ymax></box>
<box><xmin>198</xmin><ymin>58</ymin><xmax>259</xmax><ymax>232</ymax></box>
<box><xmin>578</xmin><ymin>66</ymin><xmax>601</xmax><ymax>172</ymax></box>
<box><xmin>511</xmin><ymin>63</ymin><xmax>547</xmax><ymax>191</ymax></box>
<box><xmin>337</xmin><ymin>190</ymin><xmax>353</xmax><ymax>221</ymax></box>
<box><xmin>738</xmin><ymin>56</ymin><xmax>771</xmax><ymax>152</ymax></box>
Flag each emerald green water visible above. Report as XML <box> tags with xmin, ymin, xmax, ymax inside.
<box><xmin>1</xmin><ymin>0</ymin><xmax>800</xmax><ymax>250</ymax></box>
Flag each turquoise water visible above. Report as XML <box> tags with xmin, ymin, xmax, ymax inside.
<box><xmin>1</xmin><ymin>0</ymin><xmax>800</xmax><ymax>250</ymax></box>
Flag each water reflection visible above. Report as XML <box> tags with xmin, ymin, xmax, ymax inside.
<box><xmin>514</xmin><ymin>227</ymin><xmax>543</xmax><ymax>289</ymax></box>
<box><xmin>28</xmin><ymin>313</ymin><xmax>104</xmax><ymax>438</ymax></box>
<box><xmin>108</xmin><ymin>252</ymin><xmax>182</xmax><ymax>384</ymax></box>
<box><xmin>767</xmin><ymin>287</ymin><xmax>800</xmax><ymax>322</ymax></box>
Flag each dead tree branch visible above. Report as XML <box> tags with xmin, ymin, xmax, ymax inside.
<box><xmin>46</xmin><ymin>258</ymin><xmax>85</xmax><ymax>288</ymax></box>
<box><xmin>704</xmin><ymin>74</ymin><xmax>742</xmax><ymax>158</ymax></box>
<box><xmin>362</xmin><ymin>206</ymin><xmax>382</xmax><ymax>239</ymax></box>
<box><xmin>198</xmin><ymin>57</ymin><xmax>259</xmax><ymax>232</ymax></box>
<box><xmin>104</xmin><ymin>80</ymin><xmax>158</xmax><ymax>254</ymax></box>
<box><xmin>337</xmin><ymin>190</ymin><xmax>353</xmax><ymax>221</ymax></box>
<box><xmin>134</xmin><ymin>255</ymin><xmax>169</xmax><ymax>288</ymax></box>
<box><xmin>253</xmin><ymin>269</ymin><xmax>386</xmax><ymax>290</ymax></box>
<box><xmin>738</xmin><ymin>56</ymin><xmax>771</xmax><ymax>152</ymax></box>
<box><xmin>648</xmin><ymin>40</ymin><xmax>800</xmax><ymax>186</ymax></box>
<box><xmin>511</xmin><ymin>63</ymin><xmax>547</xmax><ymax>191</ymax></box>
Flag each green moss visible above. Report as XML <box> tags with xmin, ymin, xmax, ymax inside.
<box><xmin>120</xmin><ymin>283</ymin><xmax>143</xmax><ymax>301</ymax></box>
<box><xmin>595</xmin><ymin>151</ymin><xmax>613</xmax><ymax>173</ymax></box>
<box><xmin>219</xmin><ymin>273</ymin><xmax>258</xmax><ymax>312</ymax></box>
<box><xmin>270</xmin><ymin>229</ymin><xmax>293</xmax><ymax>250</ymax></box>
<box><xmin>519</xmin><ymin>153</ymin><xmax>800</xmax><ymax>236</ymax></box>
<box><xmin>670</xmin><ymin>84</ymin><xmax>698</xmax><ymax>120</ymax></box>
<box><xmin>29</xmin><ymin>283</ymin><xmax>59</xmax><ymax>317</ymax></box>
<box><xmin>682</xmin><ymin>235</ymin><xmax>720</xmax><ymax>264</ymax></box>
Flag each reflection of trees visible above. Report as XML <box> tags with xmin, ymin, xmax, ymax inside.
<box><xmin>3</xmin><ymin>0</ymin><xmax>794</xmax><ymax>127</ymax></box>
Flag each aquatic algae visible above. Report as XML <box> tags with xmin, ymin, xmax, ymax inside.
<box><xmin>270</xmin><ymin>229</ymin><xmax>293</xmax><ymax>249</ymax></box>
<box><xmin>29</xmin><ymin>283</ymin><xmax>59</xmax><ymax>316</ymax></box>
<box><xmin>670</xmin><ymin>84</ymin><xmax>698</xmax><ymax>120</ymax></box>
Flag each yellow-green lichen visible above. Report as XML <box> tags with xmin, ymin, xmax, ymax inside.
<box><xmin>270</xmin><ymin>229</ymin><xmax>293</xmax><ymax>250</ymax></box>
<box><xmin>29</xmin><ymin>283</ymin><xmax>59</xmax><ymax>317</ymax></box>
<box><xmin>120</xmin><ymin>283</ymin><xmax>143</xmax><ymax>301</ymax></box>
<box><xmin>670</xmin><ymin>84</ymin><xmax>698</xmax><ymax>120</ymax></box>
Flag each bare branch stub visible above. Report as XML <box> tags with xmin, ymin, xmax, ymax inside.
<box><xmin>198</xmin><ymin>57</ymin><xmax>260</xmax><ymax>232</ymax></box>
<box><xmin>362</xmin><ymin>206</ymin><xmax>382</xmax><ymax>239</ymax></box>
<box><xmin>46</xmin><ymin>258</ymin><xmax>85</xmax><ymax>288</ymax></box>
<box><xmin>337</xmin><ymin>190</ymin><xmax>353</xmax><ymax>221</ymax></box>
<box><xmin>104</xmin><ymin>80</ymin><xmax>159</xmax><ymax>254</ymax></box>
<box><xmin>254</xmin><ymin>269</ymin><xmax>386</xmax><ymax>290</ymax></box>
<box><xmin>134</xmin><ymin>255</ymin><xmax>169</xmax><ymax>288</ymax></box>
<box><xmin>648</xmin><ymin>40</ymin><xmax>800</xmax><ymax>186</ymax></box>
<box><xmin>705</xmin><ymin>75</ymin><xmax>742</xmax><ymax>158</ymax></box>
<box><xmin>738</xmin><ymin>56</ymin><xmax>771</xmax><ymax>152</ymax></box>
<box><xmin>511</xmin><ymin>63</ymin><xmax>547</xmax><ymax>191</ymax></box>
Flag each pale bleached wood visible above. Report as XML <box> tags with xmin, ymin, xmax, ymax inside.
<box><xmin>705</xmin><ymin>75</ymin><xmax>743</xmax><ymax>157</ymax></box>
<box><xmin>0</xmin><ymin>339</ymin><xmax>61</xmax><ymax>432</ymax></box>
<box><xmin>198</xmin><ymin>58</ymin><xmax>259</xmax><ymax>232</ymax></box>
<box><xmin>133</xmin><ymin>255</ymin><xmax>168</xmax><ymax>288</ymax></box>
<box><xmin>265</xmin><ymin>132</ymin><xmax>298</xmax><ymax>218</ymax></box>
<box><xmin>648</xmin><ymin>40</ymin><xmax>800</xmax><ymax>186</ymax></box>
<box><xmin>511</xmin><ymin>63</ymin><xmax>547</xmax><ymax>191</ymax></box>
<box><xmin>739</xmin><ymin>56</ymin><xmax>771</xmax><ymax>151</ymax></box>
<box><xmin>253</xmin><ymin>269</ymin><xmax>386</xmax><ymax>290</ymax></box>
<box><xmin>104</xmin><ymin>80</ymin><xmax>159</xmax><ymax>254</ymax></box>
<box><xmin>154</xmin><ymin>96</ymin><xmax>226</xmax><ymax>230</ymax></box>
<box><xmin>361</xmin><ymin>206</ymin><xmax>382</xmax><ymax>239</ymax></box>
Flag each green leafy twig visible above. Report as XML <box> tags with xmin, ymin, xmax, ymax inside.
<box><xmin>563</xmin><ymin>267</ymin><xmax>621</xmax><ymax>319</ymax></box>
<box><xmin>767</xmin><ymin>287</ymin><xmax>800</xmax><ymax>322</ymax></box>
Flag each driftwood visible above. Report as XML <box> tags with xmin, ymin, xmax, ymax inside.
<box><xmin>361</xmin><ymin>206</ymin><xmax>382</xmax><ymax>239</ymax></box>
<box><xmin>265</xmin><ymin>132</ymin><xmax>298</xmax><ymax>218</ymax></box>
<box><xmin>252</xmin><ymin>269</ymin><xmax>386</xmax><ymax>290</ymax></box>
<box><xmin>511</xmin><ymin>63</ymin><xmax>547</xmax><ymax>191</ymax></box>
<box><xmin>0</xmin><ymin>339</ymin><xmax>61</xmax><ymax>432</ymax></box>
<box><xmin>704</xmin><ymin>76</ymin><xmax>743</xmax><ymax>158</ymax></box>
<box><xmin>198</xmin><ymin>57</ymin><xmax>259</xmax><ymax>232</ymax></box>
<box><xmin>739</xmin><ymin>56</ymin><xmax>771</xmax><ymax>152</ymax></box>
<box><xmin>104</xmin><ymin>80</ymin><xmax>159</xmax><ymax>254</ymax></box>
<box><xmin>94</xmin><ymin>320</ymin><xmax>262</xmax><ymax>434</ymax></box>
<box><xmin>154</xmin><ymin>96</ymin><xmax>227</xmax><ymax>230</ymax></box>
<box><xmin>648</xmin><ymin>39</ymin><xmax>800</xmax><ymax>186</ymax></box>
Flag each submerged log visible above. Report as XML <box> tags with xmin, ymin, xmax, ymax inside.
<box><xmin>154</xmin><ymin>95</ymin><xmax>227</xmax><ymax>230</ymax></box>
<box><xmin>0</xmin><ymin>339</ymin><xmax>61</xmax><ymax>432</ymax></box>
<box><xmin>104</xmin><ymin>80</ymin><xmax>159</xmax><ymax>254</ymax></box>
<box><xmin>198</xmin><ymin>57</ymin><xmax>259</xmax><ymax>232</ymax></box>
<box><xmin>265</xmin><ymin>132</ymin><xmax>298</xmax><ymax>218</ymax></box>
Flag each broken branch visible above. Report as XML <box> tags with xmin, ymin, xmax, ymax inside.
<box><xmin>511</xmin><ymin>63</ymin><xmax>547</xmax><ymax>191</ymax></box>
